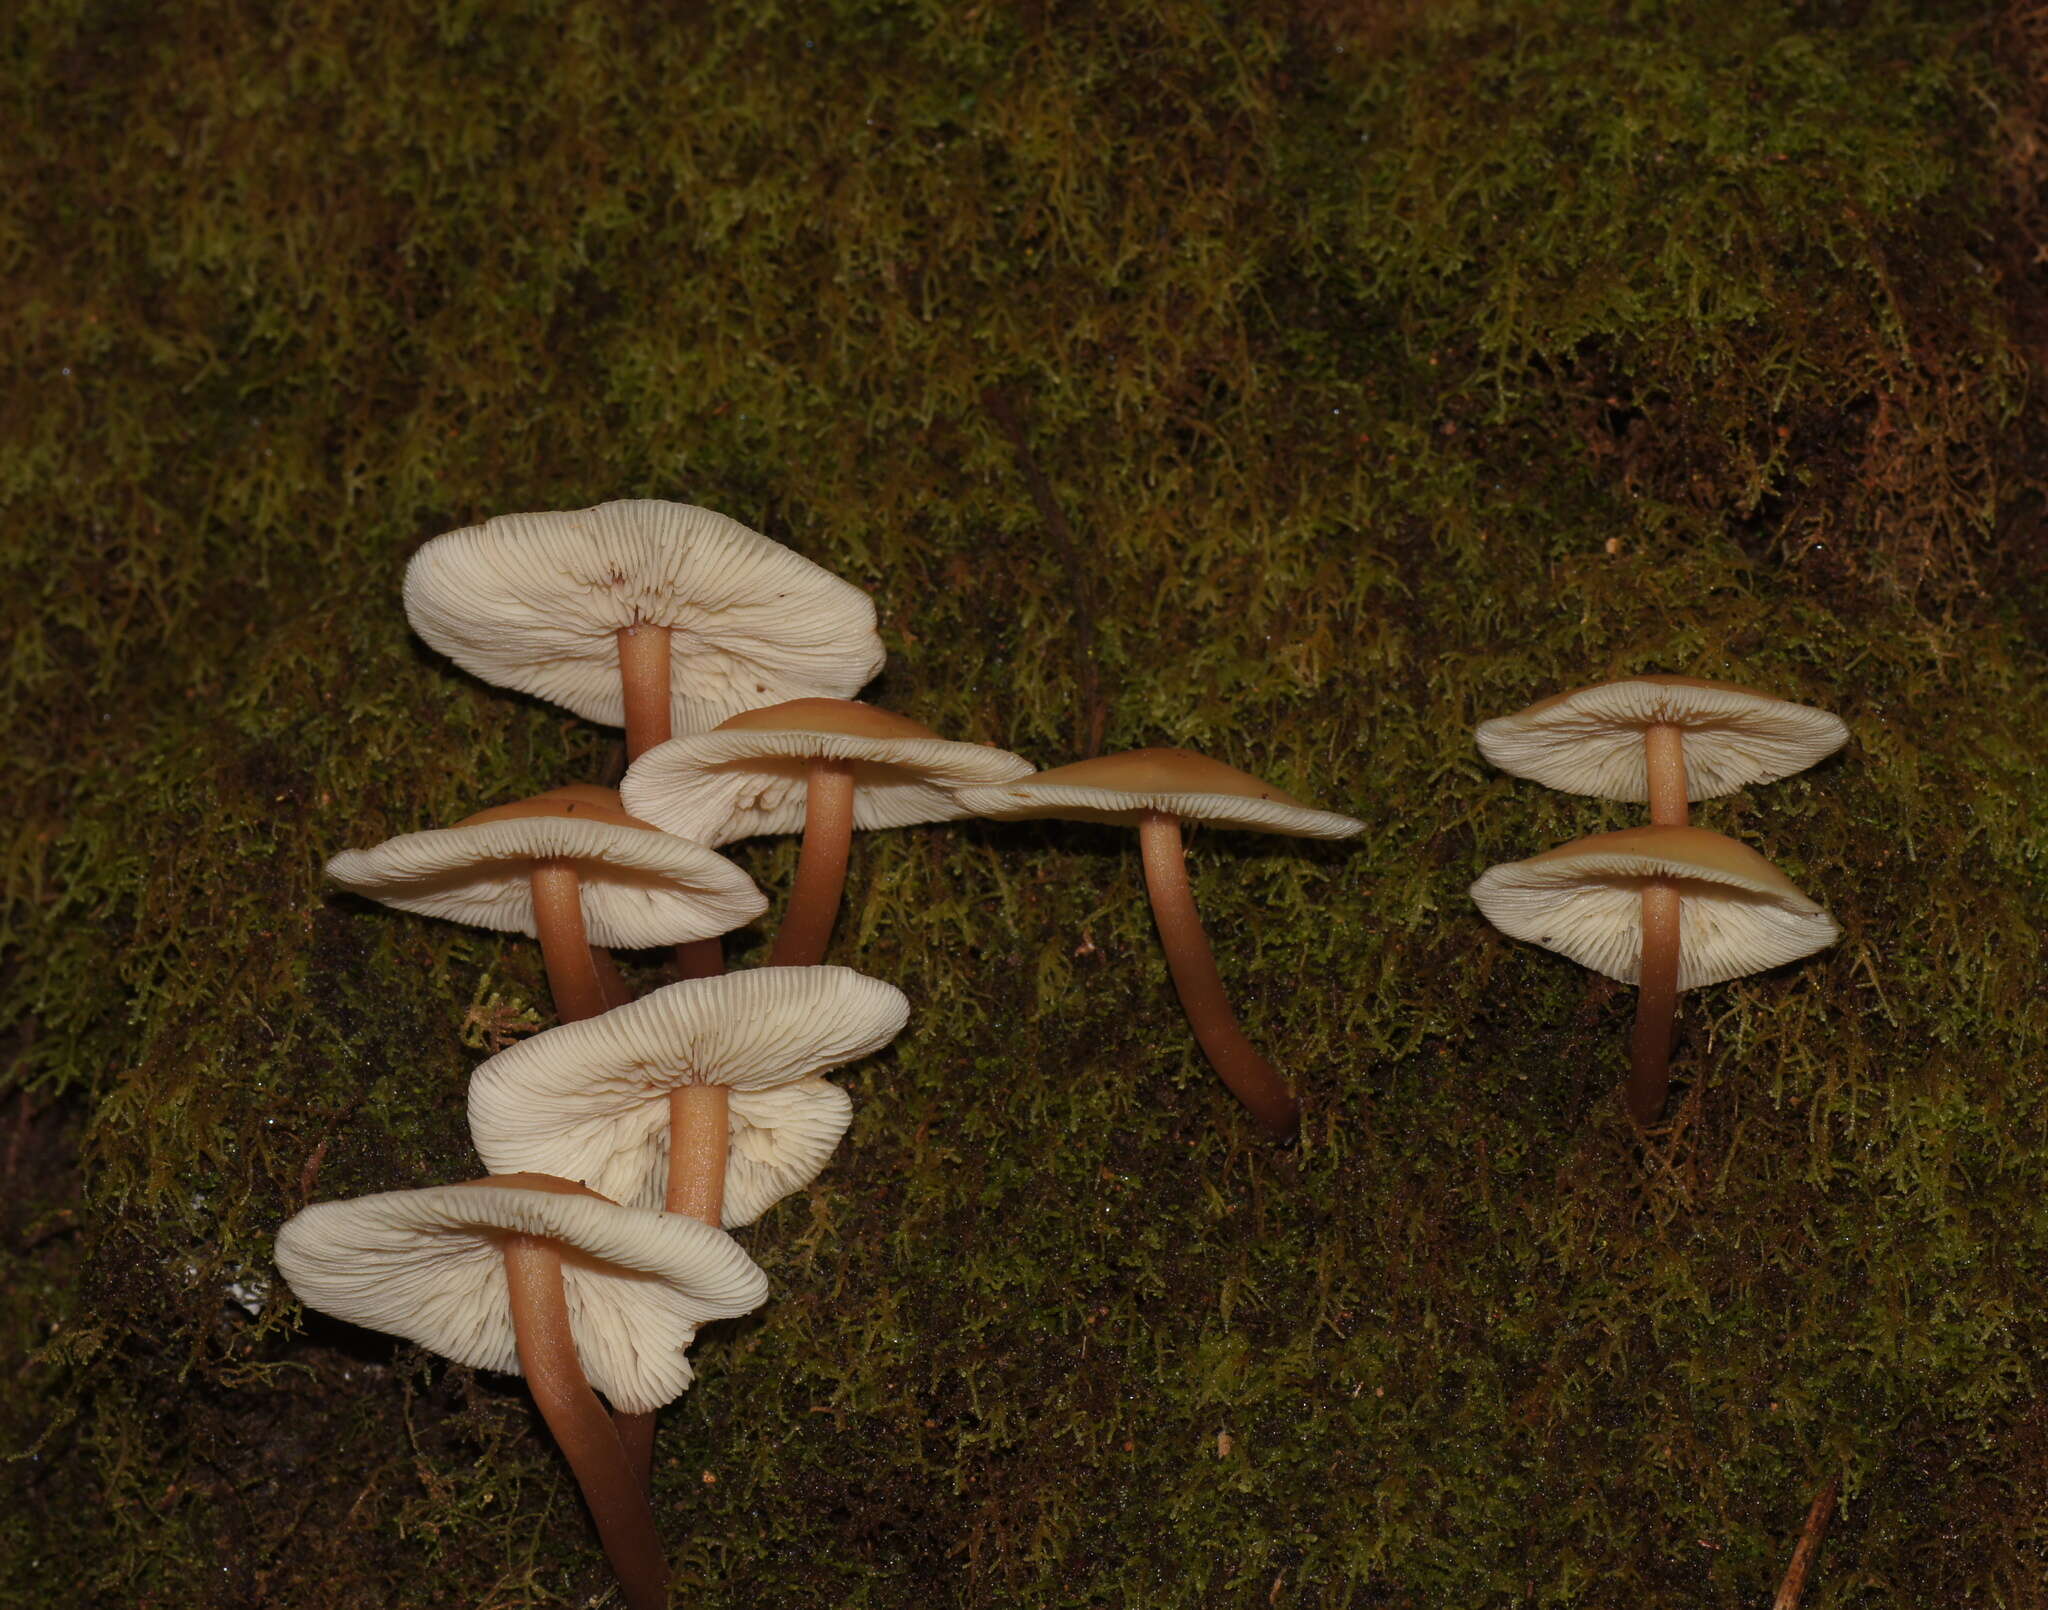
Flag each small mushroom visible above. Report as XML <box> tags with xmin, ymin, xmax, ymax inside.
<box><xmin>1475</xmin><ymin>675</ymin><xmax>1847</xmax><ymax>826</ymax></box>
<box><xmin>404</xmin><ymin>499</ymin><xmax>886</xmax><ymax>761</ymax></box>
<box><xmin>274</xmin><ymin>1173</ymin><xmax>767</xmax><ymax>1610</ymax></box>
<box><xmin>622</xmin><ymin>698</ymin><xmax>1035</xmax><ymax>965</ymax></box>
<box><xmin>955</xmin><ymin>749</ymin><xmax>1362</xmax><ymax>1138</ymax></box>
<box><xmin>325</xmin><ymin>785</ymin><xmax>764</xmax><ymax>1023</ymax></box>
<box><xmin>467</xmin><ymin>967</ymin><xmax>910</xmax><ymax>1227</ymax></box>
<box><xmin>1469</xmin><ymin>825</ymin><xmax>1839</xmax><ymax>1122</ymax></box>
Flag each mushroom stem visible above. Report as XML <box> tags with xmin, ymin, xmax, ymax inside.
<box><xmin>616</xmin><ymin>1084</ymin><xmax>733</xmax><ymax>1491</ymax></box>
<box><xmin>1627</xmin><ymin>877</ymin><xmax>1682</xmax><ymax>1124</ymax></box>
<box><xmin>665</xmin><ymin>1084</ymin><xmax>731</xmax><ymax>1224</ymax></box>
<box><xmin>769</xmin><ymin>758</ymin><xmax>857</xmax><ymax>966</ymax></box>
<box><xmin>530</xmin><ymin>862</ymin><xmax>610</xmax><ymax>1023</ymax></box>
<box><xmin>1137</xmin><ymin>810</ymin><xmax>1300</xmax><ymax>1139</ymax></box>
<box><xmin>674</xmin><ymin>937</ymin><xmax>725</xmax><ymax>980</ymax></box>
<box><xmin>503</xmin><ymin>1234</ymin><xmax>669</xmax><ymax>1610</ymax></box>
<box><xmin>1645</xmin><ymin>722</ymin><xmax>1689</xmax><ymax>828</ymax></box>
<box><xmin>617</xmin><ymin>623</ymin><xmax>673</xmax><ymax>764</ymax></box>
<box><xmin>592</xmin><ymin>946</ymin><xmax>634</xmax><ymax>1011</ymax></box>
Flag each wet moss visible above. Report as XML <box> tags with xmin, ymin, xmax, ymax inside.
<box><xmin>6</xmin><ymin>0</ymin><xmax>2048</xmax><ymax>1605</ymax></box>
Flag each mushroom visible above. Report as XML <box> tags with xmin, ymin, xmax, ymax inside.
<box><xmin>274</xmin><ymin>1173</ymin><xmax>768</xmax><ymax>1610</ymax></box>
<box><xmin>325</xmin><ymin>785</ymin><xmax>765</xmax><ymax>1024</ymax></box>
<box><xmin>954</xmin><ymin>749</ymin><xmax>1362</xmax><ymax>1138</ymax></box>
<box><xmin>466</xmin><ymin>967</ymin><xmax>910</xmax><ymax>1227</ymax></box>
<box><xmin>404</xmin><ymin>499</ymin><xmax>886</xmax><ymax>762</ymax></box>
<box><xmin>622</xmin><ymin>698</ymin><xmax>1035</xmax><ymax>966</ymax></box>
<box><xmin>468</xmin><ymin>967</ymin><xmax>909</xmax><ymax>1482</ymax></box>
<box><xmin>1475</xmin><ymin>675</ymin><xmax>1847</xmax><ymax>826</ymax></box>
<box><xmin>1469</xmin><ymin>825</ymin><xmax>1839</xmax><ymax>1122</ymax></box>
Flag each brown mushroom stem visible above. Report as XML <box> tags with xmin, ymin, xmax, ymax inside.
<box><xmin>769</xmin><ymin>758</ymin><xmax>856</xmax><ymax>966</ymax></box>
<box><xmin>1644</xmin><ymin>722</ymin><xmax>1689</xmax><ymax>827</ymax></box>
<box><xmin>1137</xmin><ymin>810</ymin><xmax>1300</xmax><ymax>1139</ymax></box>
<box><xmin>530</xmin><ymin>862</ymin><xmax>610</xmax><ymax>1023</ymax></box>
<box><xmin>616</xmin><ymin>1085</ymin><xmax>733</xmax><ymax>1491</ymax></box>
<box><xmin>665</xmin><ymin>1084</ymin><xmax>731</xmax><ymax>1224</ymax></box>
<box><xmin>674</xmin><ymin>937</ymin><xmax>725</xmax><ymax>980</ymax></box>
<box><xmin>504</xmin><ymin>1234</ymin><xmax>669</xmax><ymax>1610</ymax></box>
<box><xmin>617</xmin><ymin>623</ymin><xmax>673</xmax><ymax>763</ymax></box>
<box><xmin>592</xmin><ymin>946</ymin><xmax>633</xmax><ymax>1010</ymax></box>
<box><xmin>1627</xmin><ymin>878</ymin><xmax>1682</xmax><ymax>1124</ymax></box>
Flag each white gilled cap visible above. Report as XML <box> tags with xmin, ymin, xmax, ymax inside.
<box><xmin>272</xmin><ymin>1177</ymin><xmax>768</xmax><ymax>1413</ymax></box>
<box><xmin>953</xmin><ymin>748</ymin><xmax>1363</xmax><ymax>838</ymax></box>
<box><xmin>1474</xmin><ymin>675</ymin><xmax>1847</xmax><ymax>803</ymax></box>
<box><xmin>1469</xmin><ymin>825</ymin><xmax>1838</xmax><ymax>989</ymax></box>
<box><xmin>403</xmin><ymin>500</ymin><xmax>885</xmax><ymax>731</ymax></box>
<box><xmin>324</xmin><ymin>786</ymin><xmax>766</xmax><ymax>948</ymax></box>
<box><xmin>467</xmin><ymin>968</ymin><xmax>909</xmax><ymax>1225</ymax></box>
<box><xmin>621</xmin><ymin>699</ymin><xmax>1035</xmax><ymax>846</ymax></box>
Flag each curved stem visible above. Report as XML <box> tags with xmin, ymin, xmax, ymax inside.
<box><xmin>674</xmin><ymin>937</ymin><xmax>725</xmax><ymax>980</ymax></box>
<box><xmin>1137</xmin><ymin>811</ymin><xmax>1299</xmax><ymax>1139</ymax></box>
<box><xmin>531</xmin><ymin>862</ymin><xmax>609</xmax><ymax>1023</ymax></box>
<box><xmin>769</xmin><ymin>759</ymin><xmax>856</xmax><ymax>966</ymax></box>
<box><xmin>1628</xmin><ymin>878</ymin><xmax>1681</xmax><ymax>1124</ymax></box>
<box><xmin>504</xmin><ymin>1236</ymin><xmax>669</xmax><ymax>1610</ymax></box>
<box><xmin>618</xmin><ymin>623</ymin><xmax>673</xmax><ymax>764</ymax></box>
<box><xmin>1645</xmin><ymin>722</ymin><xmax>1689</xmax><ymax>827</ymax></box>
<box><xmin>616</xmin><ymin>1085</ymin><xmax>733</xmax><ymax>1491</ymax></box>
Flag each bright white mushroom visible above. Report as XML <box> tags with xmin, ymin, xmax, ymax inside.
<box><xmin>404</xmin><ymin>499</ymin><xmax>885</xmax><ymax>761</ymax></box>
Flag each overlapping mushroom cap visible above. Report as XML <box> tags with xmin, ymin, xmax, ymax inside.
<box><xmin>403</xmin><ymin>500</ymin><xmax>884</xmax><ymax>731</ymax></box>
<box><xmin>325</xmin><ymin>785</ymin><xmax>765</xmax><ymax>948</ymax></box>
<box><xmin>954</xmin><ymin>748</ymin><xmax>1362</xmax><ymax>837</ymax></box>
<box><xmin>1469</xmin><ymin>825</ymin><xmax>1838</xmax><ymax>989</ymax></box>
<box><xmin>467</xmin><ymin>968</ymin><xmax>909</xmax><ymax>1225</ymax></box>
<box><xmin>1475</xmin><ymin>676</ymin><xmax>1847</xmax><ymax>803</ymax></box>
<box><xmin>273</xmin><ymin>1178</ymin><xmax>768</xmax><ymax>1413</ymax></box>
<box><xmin>621</xmin><ymin>698</ymin><xmax>1035</xmax><ymax>846</ymax></box>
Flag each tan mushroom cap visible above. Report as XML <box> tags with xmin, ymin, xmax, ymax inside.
<box><xmin>466</xmin><ymin>968</ymin><xmax>908</xmax><ymax>1225</ymax></box>
<box><xmin>272</xmin><ymin>1175</ymin><xmax>768</xmax><ymax>1413</ymax></box>
<box><xmin>403</xmin><ymin>500</ymin><xmax>885</xmax><ymax>731</ymax></box>
<box><xmin>1475</xmin><ymin>675</ymin><xmax>1847</xmax><ymax>802</ymax></box>
<box><xmin>324</xmin><ymin>786</ymin><xmax>766</xmax><ymax>948</ymax></box>
<box><xmin>620</xmin><ymin>698</ymin><xmax>1036</xmax><ymax>846</ymax></box>
<box><xmin>1469</xmin><ymin>825</ymin><xmax>1838</xmax><ymax>989</ymax></box>
<box><xmin>953</xmin><ymin>748</ymin><xmax>1363</xmax><ymax>838</ymax></box>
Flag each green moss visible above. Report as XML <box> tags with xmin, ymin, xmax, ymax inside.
<box><xmin>6</xmin><ymin>0</ymin><xmax>2047</xmax><ymax>1604</ymax></box>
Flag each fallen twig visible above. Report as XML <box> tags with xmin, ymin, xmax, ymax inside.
<box><xmin>1772</xmin><ymin>1476</ymin><xmax>1839</xmax><ymax>1610</ymax></box>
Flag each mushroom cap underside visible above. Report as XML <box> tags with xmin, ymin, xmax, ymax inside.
<box><xmin>326</xmin><ymin>815</ymin><xmax>766</xmax><ymax>947</ymax></box>
<box><xmin>403</xmin><ymin>499</ymin><xmax>884</xmax><ymax>730</ymax></box>
<box><xmin>1475</xmin><ymin>675</ymin><xmax>1847</xmax><ymax>802</ymax></box>
<box><xmin>1469</xmin><ymin>825</ymin><xmax>1838</xmax><ymax>989</ymax></box>
<box><xmin>622</xmin><ymin>712</ymin><xmax>1034</xmax><ymax>844</ymax></box>
<box><xmin>273</xmin><ymin>1180</ymin><xmax>768</xmax><ymax>1413</ymax></box>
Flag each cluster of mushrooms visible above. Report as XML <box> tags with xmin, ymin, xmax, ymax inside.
<box><xmin>273</xmin><ymin>504</ymin><xmax>1851</xmax><ymax>1598</ymax></box>
<box><xmin>272</xmin><ymin>500</ymin><xmax>1366</xmax><ymax>1604</ymax></box>
<box><xmin>1469</xmin><ymin>676</ymin><xmax>1848</xmax><ymax>1122</ymax></box>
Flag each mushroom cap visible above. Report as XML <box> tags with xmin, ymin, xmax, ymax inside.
<box><xmin>1469</xmin><ymin>825</ymin><xmax>1838</xmax><ymax>989</ymax></box>
<box><xmin>324</xmin><ymin>786</ymin><xmax>766</xmax><ymax>948</ymax></box>
<box><xmin>467</xmin><ymin>968</ymin><xmax>908</xmax><ymax>1224</ymax></box>
<box><xmin>622</xmin><ymin>698</ymin><xmax>1036</xmax><ymax>846</ymax></box>
<box><xmin>272</xmin><ymin>1175</ymin><xmax>769</xmax><ymax>1413</ymax></box>
<box><xmin>403</xmin><ymin>500</ymin><xmax>885</xmax><ymax>730</ymax></box>
<box><xmin>952</xmin><ymin>748</ymin><xmax>1362</xmax><ymax>838</ymax></box>
<box><xmin>1474</xmin><ymin>675</ymin><xmax>1847</xmax><ymax>802</ymax></box>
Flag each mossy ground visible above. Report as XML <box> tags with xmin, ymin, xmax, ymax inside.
<box><xmin>7</xmin><ymin>1</ymin><xmax>2048</xmax><ymax>1604</ymax></box>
